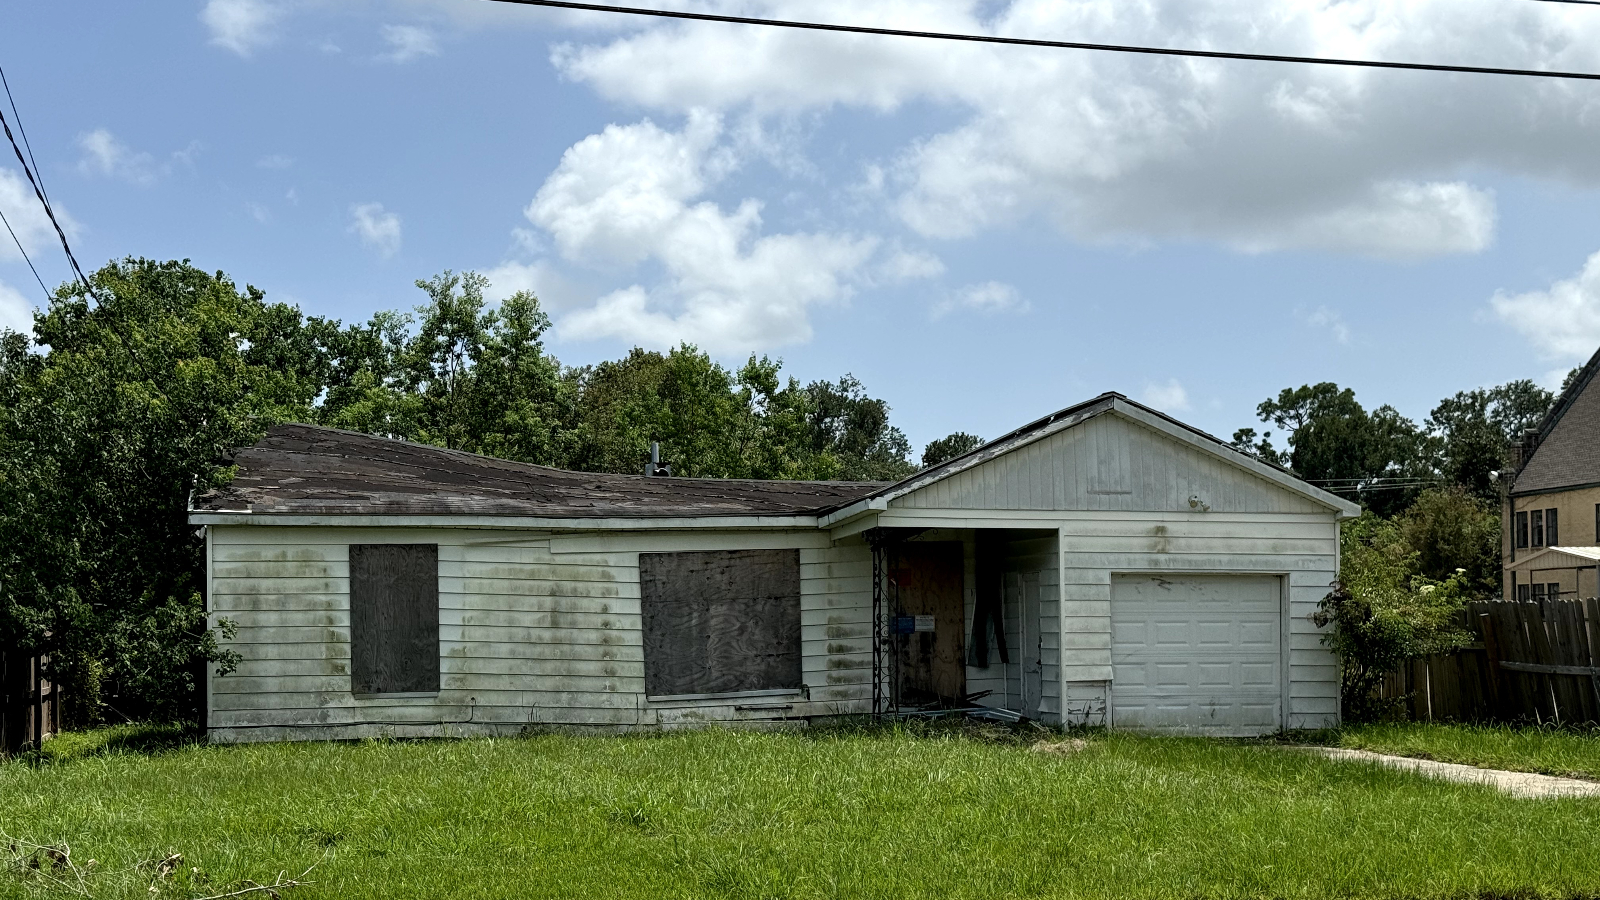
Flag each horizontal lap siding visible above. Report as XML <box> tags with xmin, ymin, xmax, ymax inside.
<box><xmin>800</xmin><ymin>543</ymin><xmax>874</xmax><ymax>710</ymax></box>
<box><xmin>1058</xmin><ymin>515</ymin><xmax>1339</xmax><ymax>729</ymax></box>
<box><xmin>209</xmin><ymin>527</ymin><xmax>872</xmax><ymax>741</ymax></box>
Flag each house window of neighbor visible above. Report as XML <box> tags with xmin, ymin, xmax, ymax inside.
<box><xmin>1547</xmin><ymin>508</ymin><xmax>1559</xmax><ymax>546</ymax></box>
<box><xmin>1516</xmin><ymin>511</ymin><xmax>1529</xmax><ymax>549</ymax></box>
<box><xmin>1518</xmin><ymin>583</ymin><xmax>1531</xmax><ymax>602</ymax></box>
<box><xmin>349</xmin><ymin>544</ymin><xmax>440</xmax><ymax>695</ymax></box>
<box><xmin>1532</xmin><ymin>509</ymin><xmax>1545</xmax><ymax>547</ymax></box>
<box><xmin>639</xmin><ymin>549</ymin><xmax>802</xmax><ymax>698</ymax></box>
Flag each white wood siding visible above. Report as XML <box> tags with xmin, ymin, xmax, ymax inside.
<box><xmin>207</xmin><ymin>527</ymin><xmax>872</xmax><ymax>742</ymax></box>
<box><xmin>894</xmin><ymin>414</ymin><xmax>1327</xmax><ymax>516</ymax></box>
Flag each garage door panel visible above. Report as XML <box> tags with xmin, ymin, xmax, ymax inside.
<box><xmin>1110</xmin><ymin>574</ymin><xmax>1282</xmax><ymax>735</ymax></box>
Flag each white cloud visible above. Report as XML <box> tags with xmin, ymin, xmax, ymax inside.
<box><xmin>1141</xmin><ymin>378</ymin><xmax>1191</xmax><ymax>412</ymax></box>
<box><xmin>1492</xmin><ymin>250</ymin><xmax>1600</xmax><ymax>361</ymax></box>
<box><xmin>76</xmin><ymin>130</ymin><xmax>196</xmax><ymax>184</ymax></box>
<box><xmin>0</xmin><ymin>280</ymin><xmax>34</xmax><ymax>336</ymax></box>
<box><xmin>876</xmin><ymin>247</ymin><xmax>945</xmax><ymax>283</ymax></box>
<box><xmin>528</xmin><ymin>115</ymin><xmax>878</xmax><ymax>352</ymax></box>
<box><xmin>932</xmin><ymin>280</ymin><xmax>1026</xmax><ymax>319</ymax></box>
<box><xmin>202</xmin><ymin>0</ymin><xmax>282</xmax><ymax>57</ymax></box>
<box><xmin>77</xmin><ymin>129</ymin><xmax>159</xmax><ymax>184</ymax></box>
<box><xmin>379</xmin><ymin>24</ymin><xmax>440</xmax><ymax>63</ymax></box>
<box><xmin>349</xmin><ymin>202</ymin><xmax>402</xmax><ymax>257</ymax></box>
<box><xmin>257</xmin><ymin>154</ymin><xmax>294</xmax><ymax>169</ymax></box>
<box><xmin>247</xmin><ymin>202</ymin><xmax>271</xmax><ymax>224</ymax></box>
<box><xmin>550</xmin><ymin>0</ymin><xmax>1600</xmax><ymax>259</ymax></box>
<box><xmin>1305</xmin><ymin>305</ymin><xmax>1351</xmax><ymax>344</ymax></box>
<box><xmin>0</xmin><ymin>168</ymin><xmax>64</xmax><ymax>263</ymax></box>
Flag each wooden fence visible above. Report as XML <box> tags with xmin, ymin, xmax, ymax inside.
<box><xmin>1</xmin><ymin>648</ymin><xmax>59</xmax><ymax>754</ymax></box>
<box><xmin>1378</xmin><ymin>599</ymin><xmax>1600</xmax><ymax>724</ymax></box>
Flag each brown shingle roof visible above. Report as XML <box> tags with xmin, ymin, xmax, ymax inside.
<box><xmin>1514</xmin><ymin>346</ymin><xmax>1600</xmax><ymax>496</ymax></box>
<box><xmin>193</xmin><ymin>424</ymin><xmax>885</xmax><ymax>518</ymax></box>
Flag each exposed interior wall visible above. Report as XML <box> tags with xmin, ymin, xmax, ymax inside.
<box><xmin>205</xmin><ymin>525</ymin><xmax>872</xmax><ymax>743</ymax></box>
<box><xmin>960</xmin><ymin>531</ymin><xmax>1059</xmax><ymax>718</ymax></box>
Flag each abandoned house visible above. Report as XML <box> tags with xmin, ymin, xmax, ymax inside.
<box><xmin>189</xmin><ymin>392</ymin><xmax>1359</xmax><ymax>742</ymax></box>
<box><xmin>1504</xmin><ymin>346</ymin><xmax>1600</xmax><ymax>600</ymax></box>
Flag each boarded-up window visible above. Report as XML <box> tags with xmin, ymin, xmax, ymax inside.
<box><xmin>640</xmin><ymin>549</ymin><xmax>802</xmax><ymax>697</ymax></box>
<box><xmin>350</xmin><ymin>544</ymin><xmax>440</xmax><ymax>695</ymax></box>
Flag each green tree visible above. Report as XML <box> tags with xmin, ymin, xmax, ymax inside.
<box><xmin>0</xmin><ymin>259</ymin><xmax>328</xmax><ymax>722</ymax></box>
<box><xmin>1244</xmin><ymin>383</ymin><xmax>1432</xmax><ymax>516</ymax></box>
<box><xmin>320</xmin><ymin>272</ymin><xmax>571</xmax><ymax>464</ymax></box>
<box><xmin>800</xmin><ymin>376</ymin><xmax>915</xmax><ymax>482</ymax></box>
<box><xmin>1426</xmin><ymin>380</ymin><xmax>1554</xmax><ymax>499</ymax></box>
<box><xmin>1396</xmin><ymin>486</ymin><xmax>1500</xmax><ymax>595</ymax></box>
<box><xmin>922</xmin><ymin>432</ymin><xmax>984</xmax><ymax>468</ymax></box>
<box><xmin>564</xmin><ymin>345</ymin><xmax>745</xmax><ymax>478</ymax></box>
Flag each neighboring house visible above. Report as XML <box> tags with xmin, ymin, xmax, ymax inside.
<box><xmin>189</xmin><ymin>392</ymin><xmax>1359</xmax><ymax>742</ymax></box>
<box><xmin>1505</xmin><ymin>351</ymin><xmax>1600</xmax><ymax>600</ymax></box>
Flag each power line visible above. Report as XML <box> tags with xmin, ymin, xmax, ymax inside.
<box><xmin>0</xmin><ymin>66</ymin><xmax>51</xmax><ymax>212</ymax></box>
<box><xmin>0</xmin><ymin>204</ymin><xmax>50</xmax><ymax>301</ymax></box>
<box><xmin>0</xmin><ymin>104</ymin><xmax>95</xmax><ymax>299</ymax></box>
<box><xmin>1526</xmin><ymin>0</ymin><xmax>1600</xmax><ymax>6</ymax></box>
<box><xmin>487</xmin><ymin>0</ymin><xmax>1600</xmax><ymax>81</ymax></box>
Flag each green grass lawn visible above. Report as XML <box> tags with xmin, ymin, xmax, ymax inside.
<box><xmin>1334</xmin><ymin>722</ymin><xmax>1600</xmax><ymax>780</ymax></box>
<box><xmin>7</xmin><ymin>722</ymin><xmax>1600</xmax><ymax>900</ymax></box>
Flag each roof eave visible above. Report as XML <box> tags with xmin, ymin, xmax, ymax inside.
<box><xmin>189</xmin><ymin>511</ymin><xmax>826</xmax><ymax>530</ymax></box>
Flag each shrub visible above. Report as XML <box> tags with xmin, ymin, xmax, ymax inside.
<box><xmin>1315</xmin><ymin>512</ymin><xmax>1474</xmax><ymax>721</ymax></box>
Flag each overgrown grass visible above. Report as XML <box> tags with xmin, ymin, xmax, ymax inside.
<box><xmin>1336</xmin><ymin>722</ymin><xmax>1600</xmax><ymax>780</ymax></box>
<box><xmin>6</xmin><ymin>721</ymin><xmax>1600</xmax><ymax>899</ymax></box>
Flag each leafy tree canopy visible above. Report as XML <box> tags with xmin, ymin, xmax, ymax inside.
<box><xmin>922</xmin><ymin>432</ymin><xmax>985</xmax><ymax>469</ymax></box>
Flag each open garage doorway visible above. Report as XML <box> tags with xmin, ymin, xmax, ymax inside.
<box><xmin>870</xmin><ymin>528</ymin><xmax>1058</xmax><ymax>719</ymax></box>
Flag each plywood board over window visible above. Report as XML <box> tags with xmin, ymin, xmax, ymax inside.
<box><xmin>640</xmin><ymin>549</ymin><xmax>802</xmax><ymax>698</ymax></box>
<box><xmin>349</xmin><ymin>544</ymin><xmax>440</xmax><ymax>695</ymax></box>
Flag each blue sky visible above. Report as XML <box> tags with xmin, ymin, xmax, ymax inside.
<box><xmin>6</xmin><ymin>1</ymin><xmax>1600</xmax><ymax>456</ymax></box>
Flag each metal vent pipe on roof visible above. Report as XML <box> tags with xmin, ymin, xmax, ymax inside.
<box><xmin>644</xmin><ymin>441</ymin><xmax>672</xmax><ymax>477</ymax></box>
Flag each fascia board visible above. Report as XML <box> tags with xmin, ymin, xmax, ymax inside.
<box><xmin>189</xmin><ymin>512</ymin><xmax>821</xmax><ymax>530</ymax></box>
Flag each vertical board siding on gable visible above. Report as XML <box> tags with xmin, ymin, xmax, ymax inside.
<box><xmin>895</xmin><ymin>415</ymin><xmax>1325</xmax><ymax>515</ymax></box>
<box><xmin>207</xmin><ymin>527</ymin><xmax>874</xmax><ymax>741</ymax></box>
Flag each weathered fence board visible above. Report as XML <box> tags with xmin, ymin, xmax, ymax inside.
<box><xmin>1</xmin><ymin>648</ymin><xmax>58</xmax><ymax>754</ymax></box>
<box><xmin>1375</xmin><ymin>600</ymin><xmax>1600</xmax><ymax>725</ymax></box>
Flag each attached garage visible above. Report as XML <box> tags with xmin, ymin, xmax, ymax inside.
<box><xmin>1109</xmin><ymin>574</ymin><xmax>1282</xmax><ymax>735</ymax></box>
<box><xmin>193</xmin><ymin>392</ymin><xmax>1355</xmax><ymax>742</ymax></box>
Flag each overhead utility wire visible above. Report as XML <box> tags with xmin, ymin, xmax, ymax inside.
<box><xmin>486</xmin><ymin>0</ymin><xmax>1600</xmax><ymax>81</ymax></box>
<box><xmin>0</xmin><ymin>106</ymin><xmax>95</xmax><ymax>298</ymax></box>
<box><xmin>0</xmin><ymin>66</ymin><xmax>50</xmax><ymax>211</ymax></box>
<box><xmin>0</xmin><ymin>205</ymin><xmax>50</xmax><ymax>301</ymax></box>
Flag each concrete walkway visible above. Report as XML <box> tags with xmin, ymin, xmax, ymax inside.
<box><xmin>1313</xmin><ymin>747</ymin><xmax>1600</xmax><ymax>799</ymax></box>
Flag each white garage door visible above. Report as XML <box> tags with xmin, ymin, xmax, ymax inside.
<box><xmin>1110</xmin><ymin>574</ymin><xmax>1281</xmax><ymax>735</ymax></box>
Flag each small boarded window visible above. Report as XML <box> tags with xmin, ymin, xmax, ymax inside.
<box><xmin>349</xmin><ymin>544</ymin><xmax>440</xmax><ymax>695</ymax></box>
<box><xmin>640</xmin><ymin>549</ymin><xmax>802</xmax><ymax>698</ymax></box>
